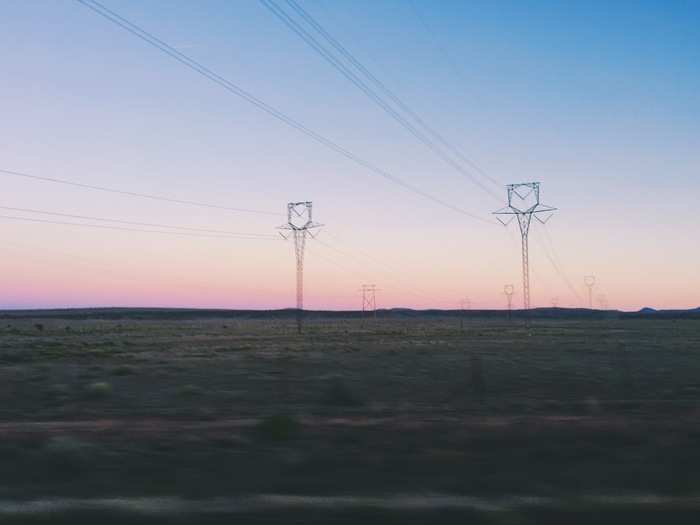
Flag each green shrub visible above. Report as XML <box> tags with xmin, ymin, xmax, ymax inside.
<box><xmin>178</xmin><ymin>384</ymin><xmax>202</xmax><ymax>397</ymax></box>
<box><xmin>584</xmin><ymin>397</ymin><xmax>602</xmax><ymax>414</ymax></box>
<box><xmin>84</xmin><ymin>381</ymin><xmax>112</xmax><ymax>399</ymax></box>
<box><xmin>320</xmin><ymin>378</ymin><xmax>363</xmax><ymax>407</ymax></box>
<box><xmin>48</xmin><ymin>384</ymin><xmax>71</xmax><ymax>400</ymax></box>
<box><xmin>1</xmin><ymin>351</ymin><xmax>32</xmax><ymax>364</ymax></box>
<box><xmin>44</xmin><ymin>436</ymin><xmax>97</xmax><ymax>473</ymax></box>
<box><xmin>112</xmin><ymin>365</ymin><xmax>137</xmax><ymax>376</ymax></box>
<box><xmin>255</xmin><ymin>414</ymin><xmax>300</xmax><ymax>441</ymax></box>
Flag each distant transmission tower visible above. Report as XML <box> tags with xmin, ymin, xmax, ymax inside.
<box><xmin>459</xmin><ymin>297</ymin><xmax>471</xmax><ymax>332</ymax></box>
<box><xmin>494</xmin><ymin>183</ymin><xmax>556</xmax><ymax>311</ymax></box>
<box><xmin>551</xmin><ymin>297</ymin><xmax>559</xmax><ymax>308</ymax></box>
<box><xmin>360</xmin><ymin>284</ymin><xmax>378</xmax><ymax>318</ymax></box>
<box><xmin>597</xmin><ymin>294</ymin><xmax>609</xmax><ymax>310</ymax></box>
<box><xmin>504</xmin><ymin>284</ymin><xmax>515</xmax><ymax>320</ymax></box>
<box><xmin>278</xmin><ymin>202</ymin><xmax>322</xmax><ymax>333</ymax></box>
<box><xmin>584</xmin><ymin>275</ymin><xmax>596</xmax><ymax>309</ymax></box>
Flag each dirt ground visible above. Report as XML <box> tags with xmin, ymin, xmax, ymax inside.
<box><xmin>1</xmin><ymin>313</ymin><xmax>699</xmax><ymax>522</ymax></box>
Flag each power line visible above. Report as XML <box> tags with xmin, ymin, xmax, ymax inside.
<box><xmin>308</xmin><ymin>244</ymin><xmax>439</xmax><ymax>309</ymax></box>
<box><xmin>315</xmin><ymin>234</ymin><xmax>436</xmax><ymax>301</ymax></box>
<box><xmin>311</xmin><ymin>237</ymin><xmax>444</xmax><ymax>306</ymax></box>
<box><xmin>537</xmin><ymin>225</ymin><xmax>584</xmax><ymax>305</ymax></box>
<box><xmin>260</xmin><ymin>0</ymin><xmax>501</xmax><ymax>201</ymax></box>
<box><xmin>75</xmin><ymin>0</ymin><xmax>494</xmax><ymax>225</ymax></box>
<box><xmin>0</xmin><ymin>168</ymin><xmax>280</xmax><ymax>216</ymax></box>
<box><xmin>409</xmin><ymin>1</ymin><xmax>467</xmax><ymax>88</ymax></box>
<box><xmin>318</xmin><ymin>232</ymin><xmax>501</xmax><ymax>310</ymax></box>
<box><xmin>0</xmin><ymin>214</ymin><xmax>281</xmax><ymax>241</ymax></box>
<box><xmin>3</xmin><ymin>238</ymin><xmax>139</xmax><ymax>283</ymax></box>
<box><xmin>284</xmin><ymin>0</ymin><xmax>502</xmax><ymax>190</ymax></box>
<box><xmin>0</xmin><ymin>205</ymin><xmax>278</xmax><ymax>238</ymax></box>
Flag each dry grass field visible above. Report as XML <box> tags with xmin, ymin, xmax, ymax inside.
<box><xmin>1</xmin><ymin>310</ymin><xmax>699</xmax><ymax>523</ymax></box>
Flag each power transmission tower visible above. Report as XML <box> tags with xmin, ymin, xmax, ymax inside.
<box><xmin>494</xmin><ymin>183</ymin><xmax>556</xmax><ymax>311</ymax></box>
<box><xmin>597</xmin><ymin>294</ymin><xmax>609</xmax><ymax>310</ymax></box>
<box><xmin>360</xmin><ymin>284</ymin><xmax>378</xmax><ymax>318</ymax></box>
<box><xmin>504</xmin><ymin>284</ymin><xmax>515</xmax><ymax>321</ymax></box>
<box><xmin>584</xmin><ymin>275</ymin><xmax>596</xmax><ymax>309</ymax></box>
<box><xmin>551</xmin><ymin>297</ymin><xmax>559</xmax><ymax>308</ymax></box>
<box><xmin>278</xmin><ymin>202</ymin><xmax>322</xmax><ymax>333</ymax></box>
<box><xmin>459</xmin><ymin>297</ymin><xmax>471</xmax><ymax>332</ymax></box>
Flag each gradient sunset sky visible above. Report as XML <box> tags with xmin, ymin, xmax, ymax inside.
<box><xmin>2</xmin><ymin>0</ymin><xmax>698</xmax><ymax>311</ymax></box>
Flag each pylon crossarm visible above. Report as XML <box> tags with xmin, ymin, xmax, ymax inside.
<box><xmin>492</xmin><ymin>206</ymin><xmax>518</xmax><ymax>214</ymax></box>
<box><xmin>493</xmin><ymin>206</ymin><xmax>517</xmax><ymax>226</ymax></box>
<box><xmin>494</xmin><ymin>215</ymin><xmax>514</xmax><ymax>226</ymax></box>
<box><xmin>305</xmin><ymin>226</ymin><xmax>323</xmax><ymax>240</ymax></box>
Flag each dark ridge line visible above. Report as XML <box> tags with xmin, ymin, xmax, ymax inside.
<box><xmin>0</xmin><ymin>307</ymin><xmax>697</xmax><ymax>321</ymax></box>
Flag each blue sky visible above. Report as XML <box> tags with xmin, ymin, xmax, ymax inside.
<box><xmin>1</xmin><ymin>0</ymin><xmax>698</xmax><ymax>309</ymax></box>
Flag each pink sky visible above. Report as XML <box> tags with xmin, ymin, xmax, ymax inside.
<box><xmin>1</xmin><ymin>1</ymin><xmax>699</xmax><ymax>311</ymax></box>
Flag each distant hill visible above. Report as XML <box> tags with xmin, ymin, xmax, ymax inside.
<box><xmin>626</xmin><ymin>306</ymin><xmax>700</xmax><ymax>319</ymax></box>
<box><xmin>0</xmin><ymin>306</ymin><xmax>698</xmax><ymax>321</ymax></box>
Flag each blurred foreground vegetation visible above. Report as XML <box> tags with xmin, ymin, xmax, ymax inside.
<box><xmin>0</xmin><ymin>314</ymin><xmax>699</xmax><ymax>522</ymax></box>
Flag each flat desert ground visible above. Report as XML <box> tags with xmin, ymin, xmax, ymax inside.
<box><xmin>1</xmin><ymin>310</ymin><xmax>699</xmax><ymax>523</ymax></box>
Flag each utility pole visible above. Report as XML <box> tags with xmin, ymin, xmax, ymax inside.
<box><xmin>360</xmin><ymin>284</ymin><xmax>378</xmax><ymax>319</ymax></box>
<box><xmin>584</xmin><ymin>275</ymin><xmax>596</xmax><ymax>309</ymax></box>
<box><xmin>504</xmin><ymin>284</ymin><xmax>514</xmax><ymax>321</ymax></box>
<box><xmin>278</xmin><ymin>202</ymin><xmax>322</xmax><ymax>334</ymax></box>
<box><xmin>494</xmin><ymin>183</ymin><xmax>556</xmax><ymax>311</ymax></box>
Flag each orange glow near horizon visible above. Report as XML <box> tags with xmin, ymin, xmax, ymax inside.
<box><xmin>2</xmin><ymin>1</ymin><xmax>699</xmax><ymax>312</ymax></box>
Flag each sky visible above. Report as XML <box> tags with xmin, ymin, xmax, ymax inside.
<box><xmin>1</xmin><ymin>0</ymin><xmax>699</xmax><ymax>311</ymax></box>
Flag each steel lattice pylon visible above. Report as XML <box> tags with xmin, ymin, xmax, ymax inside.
<box><xmin>459</xmin><ymin>297</ymin><xmax>471</xmax><ymax>332</ymax></box>
<box><xmin>584</xmin><ymin>275</ymin><xmax>596</xmax><ymax>309</ymax></box>
<box><xmin>360</xmin><ymin>284</ymin><xmax>378</xmax><ymax>318</ymax></box>
<box><xmin>504</xmin><ymin>284</ymin><xmax>515</xmax><ymax>320</ymax></box>
<box><xmin>278</xmin><ymin>202</ymin><xmax>321</xmax><ymax>333</ymax></box>
<box><xmin>494</xmin><ymin>183</ymin><xmax>556</xmax><ymax>311</ymax></box>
